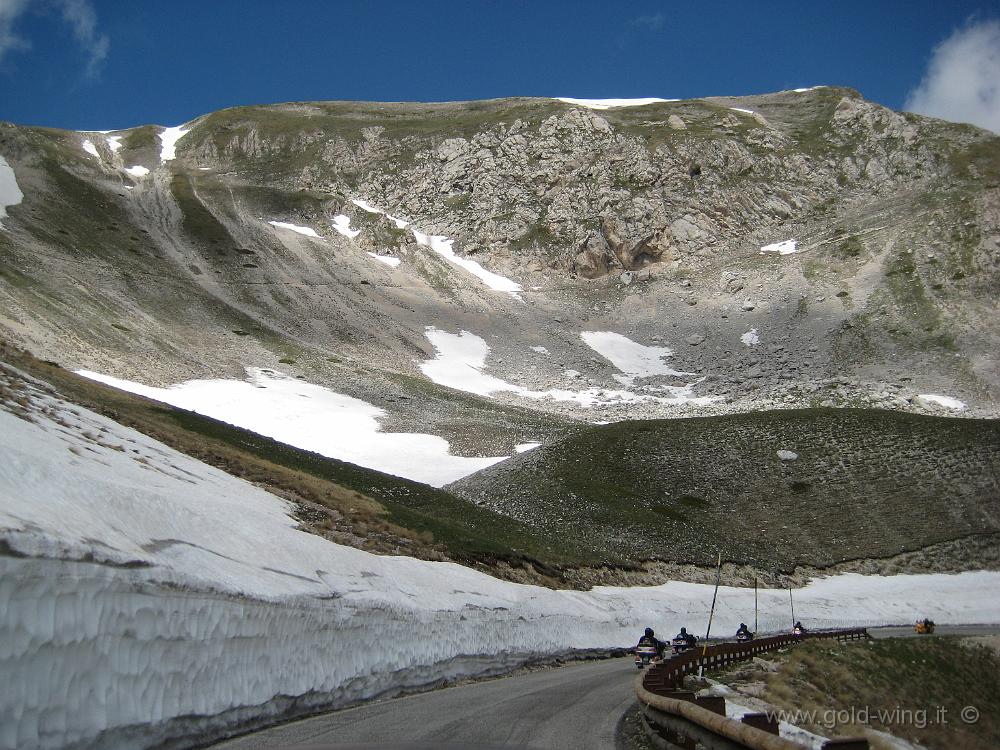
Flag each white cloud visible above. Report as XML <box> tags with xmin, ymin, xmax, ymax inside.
<box><xmin>57</xmin><ymin>0</ymin><xmax>108</xmax><ymax>77</ymax></box>
<box><xmin>0</xmin><ymin>0</ymin><xmax>108</xmax><ymax>76</ymax></box>
<box><xmin>905</xmin><ymin>19</ymin><xmax>1000</xmax><ymax>135</ymax></box>
<box><xmin>632</xmin><ymin>13</ymin><xmax>665</xmax><ymax>31</ymax></box>
<box><xmin>0</xmin><ymin>0</ymin><xmax>31</xmax><ymax>64</ymax></box>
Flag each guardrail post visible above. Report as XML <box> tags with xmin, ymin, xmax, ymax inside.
<box><xmin>695</xmin><ymin>695</ymin><xmax>727</xmax><ymax>716</ymax></box>
<box><xmin>741</xmin><ymin>712</ymin><xmax>779</xmax><ymax>735</ymax></box>
<box><xmin>821</xmin><ymin>739</ymin><xmax>870</xmax><ymax>750</ymax></box>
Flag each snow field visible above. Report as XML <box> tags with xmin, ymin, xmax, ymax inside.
<box><xmin>0</xmin><ymin>155</ymin><xmax>23</xmax><ymax>230</ymax></box>
<box><xmin>579</xmin><ymin>331</ymin><xmax>689</xmax><ymax>385</ymax></box>
<box><xmin>81</xmin><ymin>139</ymin><xmax>100</xmax><ymax>158</ymax></box>
<box><xmin>555</xmin><ymin>97</ymin><xmax>677</xmax><ymax>109</ymax></box>
<box><xmin>420</xmin><ymin>328</ymin><xmax>716</xmax><ymax>407</ymax></box>
<box><xmin>125</xmin><ymin>165</ymin><xmax>150</xmax><ymax>177</ymax></box>
<box><xmin>76</xmin><ymin>367</ymin><xmax>505</xmax><ymax>486</ymax></box>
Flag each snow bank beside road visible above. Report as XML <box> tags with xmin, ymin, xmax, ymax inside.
<box><xmin>2</xmin><ymin>379</ymin><xmax>999</xmax><ymax>750</ymax></box>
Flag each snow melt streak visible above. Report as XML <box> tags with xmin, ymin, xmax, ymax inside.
<box><xmin>413</xmin><ymin>230</ymin><xmax>523</xmax><ymax>299</ymax></box>
<box><xmin>159</xmin><ymin>125</ymin><xmax>189</xmax><ymax>162</ymax></box>
<box><xmin>269</xmin><ymin>221</ymin><xmax>320</xmax><ymax>238</ymax></box>
<box><xmin>0</xmin><ymin>156</ymin><xmax>23</xmax><ymax>229</ymax></box>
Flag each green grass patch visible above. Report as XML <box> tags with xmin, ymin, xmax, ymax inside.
<box><xmin>451</xmin><ymin>408</ymin><xmax>1000</xmax><ymax>570</ymax></box>
<box><xmin>723</xmin><ymin>638</ymin><xmax>1000</xmax><ymax>750</ymax></box>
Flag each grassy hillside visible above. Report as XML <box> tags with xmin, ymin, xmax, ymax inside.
<box><xmin>449</xmin><ymin>409</ymin><xmax>1000</xmax><ymax>570</ymax></box>
<box><xmin>712</xmin><ymin>637</ymin><xmax>1000</xmax><ymax>750</ymax></box>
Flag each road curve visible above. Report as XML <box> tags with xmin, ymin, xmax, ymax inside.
<box><xmin>209</xmin><ymin>657</ymin><xmax>638</xmax><ymax>750</ymax></box>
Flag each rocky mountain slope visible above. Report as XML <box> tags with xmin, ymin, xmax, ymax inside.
<box><xmin>1</xmin><ymin>87</ymin><xmax>998</xmax><ymax>578</ymax></box>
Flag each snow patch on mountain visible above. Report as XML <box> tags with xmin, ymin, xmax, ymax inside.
<box><xmin>0</xmin><ymin>156</ymin><xmax>23</xmax><ymax>230</ymax></box>
<box><xmin>915</xmin><ymin>394</ymin><xmax>967</xmax><ymax>411</ymax></box>
<box><xmin>159</xmin><ymin>125</ymin><xmax>189</xmax><ymax>162</ymax></box>
<box><xmin>350</xmin><ymin>197</ymin><xmax>520</xmax><ymax>297</ymax></box>
<box><xmin>420</xmin><ymin>328</ymin><xmax>715</xmax><ymax>408</ymax></box>
<box><xmin>368</xmin><ymin>252</ymin><xmax>401</xmax><ymax>267</ymax></box>
<box><xmin>106</xmin><ymin>135</ymin><xmax>122</xmax><ymax>152</ymax></box>
<box><xmin>125</xmin><ymin>165</ymin><xmax>150</xmax><ymax>177</ymax></box>
<box><xmin>555</xmin><ymin>97</ymin><xmax>677</xmax><ymax>110</ymax></box>
<box><xmin>269</xmin><ymin>220</ymin><xmax>320</xmax><ymax>238</ymax></box>
<box><xmin>331</xmin><ymin>214</ymin><xmax>361</xmax><ymax>238</ymax></box>
<box><xmin>81</xmin><ymin>139</ymin><xmax>100</xmax><ymax>158</ymax></box>
<box><xmin>75</xmin><ymin>368</ymin><xmax>505</xmax><ymax>487</ymax></box>
<box><xmin>413</xmin><ymin>230</ymin><xmax>523</xmax><ymax>299</ymax></box>
<box><xmin>760</xmin><ymin>239</ymin><xmax>800</xmax><ymax>255</ymax></box>
<box><xmin>580</xmin><ymin>331</ymin><xmax>690</xmax><ymax>385</ymax></box>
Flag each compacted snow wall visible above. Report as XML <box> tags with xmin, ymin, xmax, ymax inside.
<box><xmin>0</xmin><ymin>557</ymin><xmax>622</xmax><ymax>750</ymax></box>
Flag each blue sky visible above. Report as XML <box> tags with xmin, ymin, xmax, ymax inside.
<box><xmin>0</xmin><ymin>0</ymin><xmax>998</xmax><ymax>131</ymax></box>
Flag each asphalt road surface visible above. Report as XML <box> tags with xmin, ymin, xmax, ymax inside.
<box><xmin>210</xmin><ymin>625</ymin><xmax>1000</xmax><ymax>750</ymax></box>
<box><xmin>210</xmin><ymin>657</ymin><xmax>640</xmax><ymax>750</ymax></box>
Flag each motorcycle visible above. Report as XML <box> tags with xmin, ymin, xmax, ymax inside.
<box><xmin>736</xmin><ymin>630</ymin><xmax>754</xmax><ymax>642</ymax></box>
<box><xmin>671</xmin><ymin>636</ymin><xmax>697</xmax><ymax>654</ymax></box>
<box><xmin>634</xmin><ymin>643</ymin><xmax>661</xmax><ymax>669</ymax></box>
<box><xmin>792</xmin><ymin>625</ymin><xmax>805</xmax><ymax>636</ymax></box>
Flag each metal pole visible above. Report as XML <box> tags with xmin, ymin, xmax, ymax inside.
<box><xmin>699</xmin><ymin>553</ymin><xmax>722</xmax><ymax>677</ymax></box>
<box><xmin>754</xmin><ymin>576</ymin><xmax>758</xmax><ymax>633</ymax></box>
<box><xmin>789</xmin><ymin>586</ymin><xmax>796</xmax><ymax>629</ymax></box>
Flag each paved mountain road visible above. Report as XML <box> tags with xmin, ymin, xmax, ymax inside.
<box><xmin>210</xmin><ymin>657</ymin><xmax>639</xmax><ymax>750</ymax></box>
<box><xmin>210</xmin><ymin>625</ymin><xmax>1000</xmax><ymax>750</ymax></box>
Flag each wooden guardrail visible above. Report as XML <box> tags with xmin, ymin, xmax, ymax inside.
<box><xmin>636</xmin><ymin>628</ymin><xmax>871</xmax><ymax>750</ymax></box>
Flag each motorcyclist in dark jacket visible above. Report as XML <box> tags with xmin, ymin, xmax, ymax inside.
<box><xmin>674</xmin><ymin>627</ymin><xmax>697</xmax><ymax>647</ymax></box>
<box><xmin>736</xmin><ymin>622</ymin><xmax>752</xmax><ymax>639</ymax></box>
<box><xmin>637</xmin><ymin>627</ymin><xmax>666</xmax><ymax>658</ymax></box>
